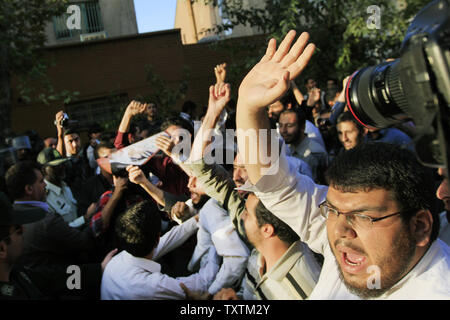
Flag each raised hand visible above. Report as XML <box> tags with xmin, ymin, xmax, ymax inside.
<box><xmin>238</xmin><ymin>30</ymin><xmax>315</xmax><ymax>111</ymax></box>
<box><xmin>337</xmin><ymin>76</ymin><xmax>350</xmax><ymax>103</ymax></box>
<box><xmin>126</xmin><ymin>165</ymin><xmax>148</xmax><ymax>185</ymax></box>
<box><xmin>207</xmin><ymin>82</ymin><xmax>231</xmax><ymax>118</ymax></box>
<box><xmin>125</xmin><ymin>100</ymin><xmax>147</xmax><ymax>117</ymax></box>
<box><xmin>214</xmin><ymin>63</ymin><xmax>227</xmax><ymax>84</ymax></box>
<box><xmin>307</xmin><ymin>87</ymin><xmax>321</xmax><ymax>107</ymax></box>
<box><xmin>156</xmin><ymin>135</ymin><xmax>175</xmax><ymax>158</ymax></box>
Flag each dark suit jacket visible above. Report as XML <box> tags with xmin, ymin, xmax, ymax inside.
<box><xmin>14</xmin><ymin>203</ymin><xmax>96</xmax><ymax>267</ymax></box>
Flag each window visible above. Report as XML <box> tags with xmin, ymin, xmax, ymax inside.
<box><xmin>65</xmin><ymin>94</ymin><xmax>129</xmax><ymax>129</ymax></box>
<box><xmin>53</xmin><ymin>1</ymin><xmax>104</xmax><ymax>40</ymax></box>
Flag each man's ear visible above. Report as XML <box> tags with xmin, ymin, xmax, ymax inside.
<box><xmin>363</xmin><ymin>127</ymin><xmax>369</xmax><ymax>136</ymax></box>
<box><xmin>261</xmin><ymin>224</ymin><xmax>275</xmax><ymax>239</ymax></box>
<box><xmin>0</xmin><ymin>242</ymin><xmax>8</xmax><ymax>261</ymax></box>
<box><xmin>410</xmin><ymin>210</ymin><xmax>433</xmax><ymax>247</ymax></box>
<box><xmin>24</xmin><ymin>184</ymin><xmax>34</xmax><ymax>196</ymax></box>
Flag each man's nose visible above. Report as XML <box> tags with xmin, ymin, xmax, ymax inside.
<box><xmin>332</xmin><ymin>214</ymin><xmax>357</xmax><ymax>240</ymax></box>
<box><xmin>436</xmin><ymin>179</ymin><xmax>449</xmax><ymax>200</ymax></box>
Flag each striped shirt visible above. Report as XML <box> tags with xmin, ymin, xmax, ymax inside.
<box><xmin>242</xmin><ymin>240</ymin><xmax>321</xmax><ymax>300</ymax></box>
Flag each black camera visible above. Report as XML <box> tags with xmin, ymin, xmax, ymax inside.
<box><xmin>346</xmin><ymin>0</ymin><xmax>450</xmax><ymax>170</ymax></box>
<box><xmin>54</xmin><ymin>113</ymin><xmax>79</xmax><ymax>129</ymax></box>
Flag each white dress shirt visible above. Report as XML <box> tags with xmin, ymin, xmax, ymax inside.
<box><xmin>101</xmin><ymin>216</ymin><xmax>220</xmax><ymax>300</ymax></box>
<box><xmin>246</xmin><ymin>145</ymin><xmax>450</xmax><ymax>299</ymax></box>
<box><xmin>188</xmin><ymin>198</ymin><xmax>250</xmax><ymax>295</ymax></box>
<box><xmin>439</xmin><ymin>211</ymin><xmax>450</xmax><ymax>246</ymax></box>
<box><xmin>285</xmin><ymin>136</ymin><xmax>328</xmax><ymax>181</ymax></box>
<box><xmin>45</xmin><ymin>179</ymin><xmax>85</xmax><ymax>228</ymax></box>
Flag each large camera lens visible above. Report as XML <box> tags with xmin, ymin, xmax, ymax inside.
<box><xmin>345</xmin><ymin>60</ymin><xmax>412</xmax><ymax>128</ymax></box>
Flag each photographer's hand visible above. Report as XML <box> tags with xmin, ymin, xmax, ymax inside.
<box><xmin>55</xmin><ymin>110</ymin><xmax>65</xmax><ymax>157</ymax></box>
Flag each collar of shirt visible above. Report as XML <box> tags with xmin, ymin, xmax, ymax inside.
<box><xmin>13</xmin><ymin>200</ymin><xmax>49</xmax><ymax>212</ymax></box>
<box><xmin>256</xmin><ymin>241</ymin><xmax>304</xmax><ymax>287</ymax></box>
<box><xmin>44</xmin><ymin>179</ymin><xmax>64</xmax><ymax>196</ymax></box>
<box><xmin>289</xmin><ymin>136</ymin><xmax>312</xmax><ymax>158</ymax></box>
<box><xmin>122</xmin><ymin>250</ymin><xmax>161</xmax><ymax>274</ymax></box>
<box><xmin>378</xmin><ymin>239</ymin><xmax>446</xmax><ymax>298</ymax></box>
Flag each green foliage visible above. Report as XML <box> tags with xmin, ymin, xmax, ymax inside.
<box><xmin>0</xmin><ymin>0</ymin><xmax>67</xmax><ymax>72</ymax></box>
<box><xmin>143</xmin><ymin>64</ymin><xmax>191</xmax><ymax>118</ymax></box>
<box><xmin>0</xmin><ymin>0</ymin><xmax>78</xmax><ymax>107</ymax></box>
<box><xmin>100</xmin><ymin>65</ymin><xmax>191</xmax><ymax>133</ymax></box>
<box><xmin>202</xmin><ymin>0</ymin><xmax>431</xmax><ymax>87</ymax></box>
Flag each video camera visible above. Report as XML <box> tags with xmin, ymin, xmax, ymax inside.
<box><xmin>345</xmin><ymin>0</ymin><xmax>450</xmax><ymax>171</ymax></box>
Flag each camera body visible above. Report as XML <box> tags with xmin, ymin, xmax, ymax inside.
<box><xmin>346</xmin><ymin>0</ymin><xmax>450</xmax><ymax>169</ymax></box>
<box><xmin>54</xmin><ymin>113</ymin><xmax>78</xmax><ymax>129</ymax></box>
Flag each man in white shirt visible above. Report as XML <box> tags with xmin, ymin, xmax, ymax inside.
<box><xmin>37</xmin><ymin>147</ymin><xmax>95</xmax><ymax>228</ymax></box>
<box><xmin>235</xmin><ymin>30</ymin><xmax>450</xmax><ymax>299</ymax></box>
<box><xmin>279</xmin><ymin>108</ymin><xmax>328</xmax><ymax>182</ymax></box>
<box><xmin>101</xmin><ymin>200</ymin><xmax>220</xmax><ymax>300</ymax></box>
<box><xmin>436</xmin><ymin>168</ymin><xmax>450</xmax><ymax>245</ymax></box>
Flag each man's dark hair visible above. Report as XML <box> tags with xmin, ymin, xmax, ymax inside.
<box><xmin>280</xmin><ymin>108</ymin><xmax>306</xmax><ymax>128</ymax></box>
<box><xmin>336</xmin><ymin>111</ymin><xmax>364</xmax><ymax>132</ymax></box>
<box><xmin>63</xmin><ymin>126</ymin><xmax>80</xmax><ymax>137</ymax></box>
<box><xmin>88</xmin><ymin>123</ymin><xmax>102</xmax><ymax>136</ymax></box>
<box><xmin>5</xmin><ymin>161</ymin><xmax>41</xmax><ymax>200</ymax></box>
<box><xmin>280</xmin><ymin>89</ymin><xmax>298</xmax><ymax>109</ymax></box>
<box><xmin>325</xmin><ymin>142</ymin><xmax>440</xmax><ymax>242</ymax></box>
<box><xmin>181</xmin><ymin>100</ymin><xmax>197</xmax><ymax>114</ymax></box>
<box><xmin>0</xmin><ymin>225</ymin><xmax>12</xmax><ymax>245</ymax></box>
<box><xmin>115</xmin><ymin>200</ymin><xmax>162</xmax><ymax>257</ymax></box>
<box><xmin>254</xmin><ymin>198</ymin><xmax>299</xmax><ymax>245</ymax></box>
<box><xmin>94</xmin><ymin>141</ymin><xmax>115</xmax><ymax>160</ymax></box>
<box><xmin>161</xmin><ymin>116</ymin><xmax>195</xmax><ymax>140</ymax></box>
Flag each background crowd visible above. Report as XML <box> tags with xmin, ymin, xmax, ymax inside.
<box><xmin>0</xmin><ymin>41</ymin><xmax>448</xmax><ymax>300</ymax></box>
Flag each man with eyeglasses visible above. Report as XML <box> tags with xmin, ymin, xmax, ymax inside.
<box><xmin>235</xmin><ymin>30</ymin><xmax>450</xmax><ymax>299</ymax></box>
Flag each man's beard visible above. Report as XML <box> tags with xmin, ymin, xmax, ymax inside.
<box><xmin>335</xmin><ymin>226</ymin><xmax>417</xmax><ymax>299</ymax></box>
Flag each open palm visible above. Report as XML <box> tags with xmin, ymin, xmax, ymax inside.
<box><xmin>238</xmin><ymin>30</ymin><xmax>315</xmax><ymax>110</ymax></box>
<box><xmin>208</xmin><ymin>82</ymin><xmax>231</xmax><ymax>116</ymax></box>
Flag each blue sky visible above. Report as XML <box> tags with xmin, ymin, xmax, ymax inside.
<box><xmin>133</xmin><ymin>0</ymin><xmax>177</xmax><ymax>33</ymax></box>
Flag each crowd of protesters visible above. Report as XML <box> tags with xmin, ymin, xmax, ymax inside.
<box><xmin>0</xmin><ymin>30</ymin><xmax>449</xmax><ymax>300</ymax></box>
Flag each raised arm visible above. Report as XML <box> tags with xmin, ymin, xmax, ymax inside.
<box><xmin>214</xmin><ymin>63</ymin><xmax>227</xmax><ymax>85</ymax></box>
<box><xmin>118</xmin><ymin>100</ymin><xmax>147</xmax><ymax>134</ymax></box>
<box><xmin>290</xmin><ymin>80</ymin><xmax>304</xmax><ymax>106</ymax></box>
<box><xmin>189</xmin><ymin>82</ymin><xmax>231</xmax><ymax>163</ymax></box>
<box><xmin>126</xmin><ymin>165</ymin><xmax>165</xmax><ymax>207</ymax></box>
<box><xmin>55</xmin><ymin>110</ymin><xmax>65</xmax><ymax>157</ymax></box>
<box><xmin>236</xmin><ymin>30</ymin><xmax>315</xmax><ymax>184</ymax></box>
